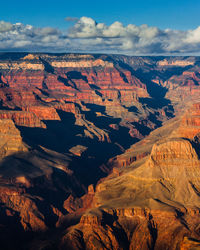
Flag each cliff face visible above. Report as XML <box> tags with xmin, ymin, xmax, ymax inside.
<box><xmin>61</xmin><ymin>208</ymin><xmax>200</xmax><ymax>250</ymax></box>
<box><xmin>1</xmin><ymin>54</ymin><xmax>200</xmax><ymax>249</ymax></box>
<box><xmin>0</xmin><ymin>119</ymin><xmax>27</xmax><ymax>157</ymax></box>
<box><xmin>0</xmin><ymin>110</ymin><xmax>46</xmax><ymax>127</ymax></box>
<box><xmin>60</xmin><ymin>121</ymin><xmax>200</xmax><ymax>250</ymax></box>
<box><xmin>57</xmin><ymin>100</ymin><xmax>200</xmax><ymax>250</ymax></box>
<box><xmin>0</xmin><ymin>54</ymin><xmax>152</xmax><ymax>138</ymax></box>
<box><xmin>107</xmin><ymin>102</ymin><xmax>200</xmax><ymax>169</ymax></box>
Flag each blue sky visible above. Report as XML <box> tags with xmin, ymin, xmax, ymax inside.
<box><xmin>1</xmin><ymin>0</ymin><xmax>199</xmax><ymax>30</ymax></box>
<box><xmin>0</xmin><ymin>0</ymin><xmax>200</xmax><ymax>54</ymax></box>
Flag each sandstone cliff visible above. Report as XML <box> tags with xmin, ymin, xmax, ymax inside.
<box><xmin>0</xmin><ymin>119</ymin><xmax>27</xmax><ymax>157</ymax></box>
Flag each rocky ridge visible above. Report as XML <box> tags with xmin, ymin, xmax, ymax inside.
<box><xmin>59</xmin><ymin>103</ymin><xmax>200</xmax><ymax>250</ymax></box>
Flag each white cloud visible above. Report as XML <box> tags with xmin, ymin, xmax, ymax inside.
<box><xmin>14</xmin><ymin>40</ymin><xmax>32</xmax><ymax>48</ymax></box>
<box><xmin>185</xmin><ymin>27</ymin><xmax>200</xmax><ymax>44</ymax></box>
<box><xmin>0</xmin><ymin>17</ymin><xmax>199</xmax><ymax>54</ymax></box>
<box><xmin>0</xmin><ymin>21</ymin><xmax>13</xmax><ymax>33</ymax></box>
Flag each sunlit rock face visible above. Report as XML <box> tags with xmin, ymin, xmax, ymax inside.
<box><xmin>59</xmin><ymin>103</ymin><xmax>200</xmax><ymax>250</ymax></box>
<box><xmin>157</xmin><ymin>58</ymin><xmax>195</xmax><ymax>67</ymax></box>
<box><xmin>60</xmin><ymin>135</ymin><xmax>200</xmax><ymax>250</ymax></box>
<box><xmin>0</xmin><ymin>119</ymin><xmax>27</xmax><ymax>157</ymax></box>
<box><xmin>0</xmin><ymin>54</ymin><xmax>200</xmax><ymax>249</ymax></box>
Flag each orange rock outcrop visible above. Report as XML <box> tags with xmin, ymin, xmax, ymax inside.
<box><xmin>0</xmin><ymin>119</ymin><xmax>27</xmax><ymax>157</ymax></box>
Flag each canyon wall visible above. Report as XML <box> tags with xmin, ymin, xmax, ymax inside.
<box><xmin>0</xmin><ymin>54</ymin><xmax>200</xmax><ymax>249</ymax></box>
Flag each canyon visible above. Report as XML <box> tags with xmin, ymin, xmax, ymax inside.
<box><xmin>0</xmin><ymin>53</ymin><xmax>200</xmax><ymax>249</ymax></box>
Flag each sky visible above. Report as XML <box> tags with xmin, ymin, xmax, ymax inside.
<box><xmin>0</xmin><ymin>0</ymin><xmax>200</xmax><ymax>55</ymax></box>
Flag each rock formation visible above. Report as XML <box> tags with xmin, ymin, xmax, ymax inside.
<box><xmin>0</xmin><ymin>119</ymin><xmax>27</xmax><ymax>157</ymax></box>
<box><xmin>60</xmin><ymin>128</ymin><xmax>200</xmax><ymax>250</ymax></box>
<box><xmin>0</xmin><ymin>54</ymin><xmax>200</xmax><ymax>249</ymax></box>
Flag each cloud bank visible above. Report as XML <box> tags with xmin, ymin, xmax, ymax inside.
<box><xmin>0</xmin><ymin>17</ymin><xmax>200</xmax><ymax>55</ymax></box>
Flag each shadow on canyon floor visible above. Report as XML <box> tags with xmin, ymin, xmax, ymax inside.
<box><xmin>17</xmin><ymin>109</ymin><xmax>138</xmax><ymax>191</ymax></box>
